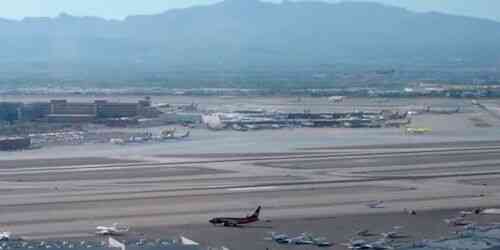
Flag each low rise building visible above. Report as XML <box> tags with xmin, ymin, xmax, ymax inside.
<box><xmin>1</xmin><ymin>99</ymin><xmax>153</xmax><ymax>124</ymax></box>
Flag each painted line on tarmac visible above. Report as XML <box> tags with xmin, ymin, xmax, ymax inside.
<box><xmin>227</xmin><ymin>186</ymin><xmax>278</xmax><ymax>192</ymax></box>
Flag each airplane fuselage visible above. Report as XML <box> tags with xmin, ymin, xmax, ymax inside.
<box><xmin>209</xmin><ymin>206</ymin><xmax>261</xmax><ymax>227</ymax></box>
<box><xmin>209</xmin><ymin>216</ymin><xmax>258</xmax><ymax>226</ymax></box>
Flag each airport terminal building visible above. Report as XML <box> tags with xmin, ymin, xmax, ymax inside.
<box><xmin>0</xmin><ymin>99</ymin><xmax>151</xmax><ymax>123</ymax></box>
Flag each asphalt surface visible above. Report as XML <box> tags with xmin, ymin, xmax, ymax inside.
<box><xmin>256</xmin><ymin>149</ymin><xmax>500</xmax><ymax>169</ymax></box>
<box><xmin>299</xmin><ymin>140</ymin><xmax>500</xmax><ymax>150</ymax></box>
<box><xmin>0</xmin><ymin>157</ymin><xmax>143</xmax><ymax>169</ymax></box>
<box><xmin>0</xmin><ymin>166</ymin><xmax>226</xmax><ymax>182</ymax></box>
<box><xmin>1</xmin><ymin>140</ymin><xmax>500</xmax><ymax>245</ymax></box>
<box><xmin>134</xmin><ymin>208</ymin><xmax>500</xmax><ymax>250</ymax></box>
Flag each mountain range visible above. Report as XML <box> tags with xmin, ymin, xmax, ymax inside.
<box><xmin>1</xmin><ymin>0</ymin><xmax>499</xmax><ymax>87</ymax></box>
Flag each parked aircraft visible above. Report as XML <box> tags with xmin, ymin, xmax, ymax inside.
<box><xmin>344</xmin><ymin>239</ymin><xmax>393</xmax><ymax>250</ymax></box>
<box><xmin>160</xmin><ymin>128</ymin><xmax>190</xmax><ymax>140</ymax></box>
<box><xmin>381</xmin><ymin>226</ymin><xmax>407</xmax><ymax>239</ymax></box>
<box><xmin>231</xmin><ymin>124</ymin><xmax>249</xmax><ymax>132</ymax></box>
<box><xmin>0</xmin><ymin>232</ymin><xmax>11</xmax><ymax>241</ymax></box>
<box><xmin>356</xmin><ymin>229</ymin><xmax>375</xmax><ymax>237</ymax></box>
<box><xmin>209</xmin><ymin>206</ymin><xmax>261</xmax><ymax>227</ymax></box>
<box><xmin>460</xmin><ymin>208</ymin><xmax>483</xmax><ymax>215</ymax></box>
<box><xmin>296</xmin><ymin>233</ymin><xmax>332</xmax><ymax>247</ymax></box>
<box><xmin>267</xmin><ymin>232</ymin><xmax>332</xmax><ymax>247</ymax></box>
<box><xmin>405</xmin><ymin>127</ymin><xmax>432</xmax><ymax>134</ymax></box>
<box><xmin>367</xmin><ymin>200</ymin><xmax>385</xmax><ymax>208</ymax></box>
<box><xmin>364</xmin><ymin>239</ymin><xmax>394</xmax><ymax>250</ymax></box>
<box><xmin>96</xmin><ymin>223</ymin><xmax>130</xmax><ymax>235</ymax></box>
<box><xmin>108</xmin><ymin>237</ymin><xmax>126</xmax><ymax>250</ymax></box>
<box><xmin>267</xmin><ymin>232</ymin><xmax>290</xmax><ymax>244</ymax></box>
<box><xmin>344</xmin><ymin>239</ymin><xmax>367</xmax><ymax>249</ymax></box>
<box><xmin>403</xmin><ymin>208</ymin><xmax>417</xmax><ymax>215</ymax></box>
<box><xmin>288</xmin><ymin>234</ymin><xmax>315</xmax><ymax>245</ymax></box>
<box><xmin>381</xmin><ymin>231</ymin><xmax>407</xmax><ymax>239</ymax></box>
<box><xmin>307</xmin><ymin>234</ymin><xmax>333</xmax><ymax>247</ymax></box>
<box><xmin>444</xmin><ymin>217</ymin><xmax>473</xmax><ymax>227</ymax></box>
<box><xmin>179</xmin><ymin>236</ymin><xmax>200</xmax><ymax>246</ymax></box>
<box><xmin>329</xmin><ymin>96</ymin><xmax>345</xmax><ymax>103</ymax></box>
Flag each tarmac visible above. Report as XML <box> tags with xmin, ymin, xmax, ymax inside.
<box><xmin>0</xmin><ymin>97</ymin><xmax>500</xmax><ymax>250</ymax></box>
<box><xmin>0</xmin><ymin>141</ymin><xmax>500</xmax><ymax>249</ymax></box>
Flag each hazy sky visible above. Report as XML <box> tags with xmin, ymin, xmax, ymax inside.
<box><xmin>1</xmin><ymin>0</ymin><xmax>499</xmax><ymax>22</ymax></box>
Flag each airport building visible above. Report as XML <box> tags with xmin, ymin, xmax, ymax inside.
<box><xmin>46</xmin><ymin>99</ymin><xmax>150</xmax><ymax>122</ymax></box>
<box><xmin>0</xmin><ymin>102</ymin><xmax>23</xmax><ymax>123</ymax></box>
<box><xmin>0</xmin><ymin>99</ymin><xmax>152</xmax><ymax>123</ymax></box>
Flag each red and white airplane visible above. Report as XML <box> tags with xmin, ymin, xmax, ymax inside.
<box><xmin>209</xmin><ymin>206</ymin><xmax>261</xmax><ymax>227</ymax></box>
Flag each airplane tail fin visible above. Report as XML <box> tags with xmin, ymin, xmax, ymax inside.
<box><xmin>251</xmin><ymin>206</ymin><xmax>262</xmax><ymax>218</ymax></box>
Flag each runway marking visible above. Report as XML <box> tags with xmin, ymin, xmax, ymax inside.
<box><xmin>0</xmin><ymin>165</ymin><xmax>205</xmax><ymax>175</ymax></box>
<box><xmin>0</xmin><ymin>157</ymin><xmax>143</xmax><ymax>169</ymax></box>
<box><xmin>227</xmin><ymin>186</ymin><xmax>278</xmax><ymax>192</ymax></box>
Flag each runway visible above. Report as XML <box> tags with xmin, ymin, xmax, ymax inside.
<box><xmin>0</xmin><ymin>157</ymin><xmax>143</xmax><ymax>169</ymax></box>
<box><xmin>1</xmin><ymin>139</ymin><xmax>500</xmax><ymax>245</ymax></box>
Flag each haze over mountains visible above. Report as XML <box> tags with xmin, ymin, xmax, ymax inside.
<box><xmin>1</xmin><ymin>0</ymin><xmax>500</xmax><ymax>88</ymax></box>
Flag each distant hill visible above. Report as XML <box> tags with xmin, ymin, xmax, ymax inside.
<box><xmin>1</xmin><ymin>0</ymin><xmax>500</xmax><ymax>88</ymax></box>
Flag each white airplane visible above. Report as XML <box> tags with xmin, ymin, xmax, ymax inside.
<box><xmin>287</xmin><ymin>233</ymin><xmax>315</xmax><ymax>245</ymax></box>
<box><xmin>268</xmin><ymin>233</ymin><xmax>314</xmax><ymax>245</ymax></box>
<box><xmin>367</xmin><ymin>200</ymin><xmax>384</xmax><ymax>208</ymax></box>
<box><xmin>96</xmin><ymin>223</ymin><xmax>130</xmax><ymax>236</ymax></box>
<box><xmin>153</xmin><ymin>103</ymin><xmax>170</xmax><ymax>108</ymax></box>
<box><xmin>344</xmin><ymin>239</ymin><xmax>393</xmax><ymax>250</ymax></box>
<box><xmin>365</xmin><ymin>239</ymin><xmax>394</xmax><ymax>250</ymax></box>
<box><xmin>381</xmin><ymin>231</ymin><xmax>407</xmax><ymax>239</ymax></box>
<box><xmin>179</xmin><ymin>236</ymin><xmax>199</xmax><ymax>246</ymax></box>
<box><xmin>108</xmin><ymin>237</ymin><xmax>126</xmax><ymax>250</ymax></box>
<box><xmin>268</xmin><ymin>232</ymin><xmax>332</xmax><ymax>247</ymax></box>
<box><xmin>381</xmin><ymin>226</ymin><xmax>407</xmax><ymax>239</ymax></box>
<box><xmin>267</xmin><ymin>232</ymin><xmax>290</xmax><ymax>244</ymax></box>
<box><xmin>356</xmin><ymin>229</ymin><xmax>374</xmax><ymax>237</ymax></box>
<box><xmin>0</xmin><ymin>232</ymin><xmax>11</xmax><ymax>241</ymax></box>
<box><xmin>444</xmin><ymin>217</ymin><xmax>472</xmax><ymax>227</ymax></box>
<box><xmin>309</xmin><ymin>236</ymin><xmax>333</xmax><ymax>247</ymax></box>
<box><xmin>343</xmin><ymin>239</ymin><xmax>367</xmax><ymax>249</ymax></box>
<box><xmin>329</xmin><ymin>96</ymin><xmax>345</xmax><ymax>103</ymax></box>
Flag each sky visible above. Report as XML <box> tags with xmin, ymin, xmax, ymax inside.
<box><xmin>0</xmin><ymin>0</ymin><xmax>499</xmax><ymax>22</ymax></box>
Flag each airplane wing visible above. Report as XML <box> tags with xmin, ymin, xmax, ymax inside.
<box><xmin>97</xmin><ymin>226</ymin><xmax>123</xmax><ymax>235</ymax></box>
<box><xmin>108</xmin><ymin>237</ymin><xmax>126</xmax><ymax>250</ymax></box>
<box><xmin>0</xmin><ymin>232</ymin><xmax>11</xmax><ymax>240</ymax></box>
<box><xmin>180</xmin><ymin>236</ymin><xmax>199</xmax><ymax>246</ymax></box>
<box><xmin>97</xmin><ymin>228</ymin><xmax>111</xmax><ymax>234</ymax></box>
<box><xmin>367</xmin><ymin>201</ymin><xmax>384</xmax><ymax>208</ymax></box>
